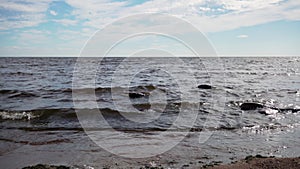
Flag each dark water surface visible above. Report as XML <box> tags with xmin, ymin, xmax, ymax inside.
<box><xmin>0</xmin><ymin>57</ymin><xmax>299</xmax><ymax>168</ymax></box>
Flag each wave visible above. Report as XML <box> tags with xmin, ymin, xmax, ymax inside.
<box><xmin>0</xmin><ymin>84</ymin><xmax>160</xmax><ymax>98</ymax></box>
<box><xmin>229</xmin><ymin>100</ymin><xmax>300</xmax><ymax>113</ymax></box>
<box><xmin>66</xmin><ymin>84</ymin><xmax>158</xmax><ymax>93</ymax></box>
<box><xmin>8</xmin><ymin>91</ymin><xmax>39</xmax><ymax>98</ymax></box>
<box><xmin>6</xmin><ymin>71</ymin><xmax>34</xmax><ymax>76</ymax></box>
<box><xmin>0</xmin><ymin>89</ymin><xmax>39</xmax><ymax>98</ymax></box>
<box><xmin>0</xmin><ymin>138</ymin><xmax>72</xmax><ymax>145</ymax></box>
<box><xmin>1</xmin><ymin>100</ymin><xmax>299</xmax><ymax>133</ymax></box>
<box><xmin>0</xmin><ymin>109</ymin><xmax>76</xmax><ymax>121</ymax></box>
<box><xmin>0</xmin><ymin>89</ymin><xmax>17</xmax><ymax>94</ymax></box>
<box><xmin>0</xmin><ymin>100</ymin><xmax>190</xmax><ymax>121</ymax></box>
<box><xmin>5</xmin><ymin>121</ymin><xmax>297</xmax><ymax>133</ymax></box>
<box><xmin>0</xmin><ymin>111</ymin><xmax>38</xmax><ymax>120</ymax></box>
<box><xmin>242</xmin><ymin>123</ymin><xmax>300</xmax><ymax>133</ymax></box>
<box><xmin>0</xmin><ymin>106</ymin><xmax>167</xmax><ymax>121</ymax></box>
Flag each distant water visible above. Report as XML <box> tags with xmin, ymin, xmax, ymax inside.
<box><xmin>0</xmin><ymin>57</ymin><xmax>299</xmax><ymax>168</ymax></box>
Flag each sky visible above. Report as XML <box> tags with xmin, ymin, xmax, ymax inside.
<box><xmin>0</xmin><ymin>0</ymin><xmax>299</xmax><ymax>56</ymax></box>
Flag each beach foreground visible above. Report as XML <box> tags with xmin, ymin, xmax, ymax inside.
<box><xmin>206</xmin><ymin>156</ymin><xmax>300</xmax><ymax>169</ymax></box>
<box><xmin>22</xmin><ymin>156</ymin><xmax>300</xmax><ymax>169</ymax></box>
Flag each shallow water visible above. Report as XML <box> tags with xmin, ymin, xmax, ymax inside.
<box><xmin>0</xmin><ymin>57</ymin><xmax>299</xmax><ymax>168</ymax></box>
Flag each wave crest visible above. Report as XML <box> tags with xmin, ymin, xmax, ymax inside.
<box><xmin>0</xmin><ymin>111</ymin><xmax>39</xmax><ymax>120</ymax></box>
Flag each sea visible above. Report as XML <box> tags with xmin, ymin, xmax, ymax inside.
<box><xmin>0</xmin><ymin>57</ymin><xmax>299</xmax><ymax>168</ymax></box>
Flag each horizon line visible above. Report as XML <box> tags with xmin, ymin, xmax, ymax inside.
<box><xmin>0</xmin><ymin>55</ymin><xmax>300</xmax><ymax>57</ymax></box>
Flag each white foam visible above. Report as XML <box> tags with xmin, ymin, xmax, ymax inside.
<box><xmin>264</xmin><ymin>108</ymin><xmax>279</xmax><ymax>115</ymax></box>
<box><xmin>0</xmin><ymin>111</ymin><xmax>37</xmax><ymax>120</ymax></box>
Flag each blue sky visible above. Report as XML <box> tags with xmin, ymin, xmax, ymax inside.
<box><xmin>0</xmin><ymin>0</ymin><xmax>299</xmax><ymax>56</ymax></box>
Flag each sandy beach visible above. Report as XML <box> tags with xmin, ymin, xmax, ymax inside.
<box><xmin>206</xmin><ymin>156</ymin><xmax>300</xmax><ymax>169</ymax></box>
<box><xmin>22</xmin><ymin>156</ymin><xmax>300</xmax><ymax>169</ymax></box>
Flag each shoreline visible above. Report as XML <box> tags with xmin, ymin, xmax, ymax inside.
<box><xmin>205</xmin><ymin>156</ymin><xmax>300</xmax><ymax>169</ymax></box>
<box><xmin>22</xmin><ymin>156</ymin><xmax>300</xmax><ymax>169</ymax></box>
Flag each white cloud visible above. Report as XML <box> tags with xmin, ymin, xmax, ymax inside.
<box><xmin>53</xmin><ymin>19</ymin><xmax>77</xmax><ymax>26</ymax></box>
<box><xmin>218</xmin><ymin>0</ymin><xmax>284</xmax><ymax>12</ymax></box>
<box><xmin>0</xmin><ymin>13</ymin><xmax>45</xmax><ymax>30</ymax></box>
<box><xmin>13</xmin><ymin>30</ymin><xmax>51</xmax><ymax>46</ymax></box>
<box><xmin>237</xmin><ymin>35</ymin><xmax>249</xmax><ymax>38</ymax></box>
<box><xmin>0</xmin><ymin>1</ymin><xmax>50</xmax><ymax>13</ymax></box>
<box><xmin>65</xmin><ymin>0</ymin><xmax>128</xmax><ymax>19</ymax></box>
<box><xmin>0</xmin><ymin>0</ymin><xmax>52</xmax><ymax>30</ymax></box>
<box><xmin>1</xmin><ymin>0</ymin><xmax>300</xmax><ymax>56</ymax></box>
<box><xmin>22</xmin><ymin>29</ymin><xmax>51</xmax><ymax>35</ymax></box>
<box><xmin>64</xmin><ymin>0</ymin><xmax>300</xmax><ymax>33</ymax></box>
<box><xmin>50</xmin><ymin>10</ymin><xmax>58</xmax><ymax>16</ymax></box>
<box><xmin>199</xmin><ymin>7</ymin><xmax>211</xmax><ymax>12</ymax></box>
<box><xmin>182</xmin><ymin>0</ymin><xmax>300</xmax><ymax>32</ymax></box>
<box><xmin>1</xmin><ymin>0</ymin><xmax>299</xmax><ymax>32</ymax></box>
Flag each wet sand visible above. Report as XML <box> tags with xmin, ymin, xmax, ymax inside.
<box><xmin>205</xmin><ymin>156</ymin><xmax>300</xmax><ymax>169</ymax></box>
<box><xmin>22</xmin><ymin>156</ymin><xmax>300</xmax><ymax>169</ymax></box>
